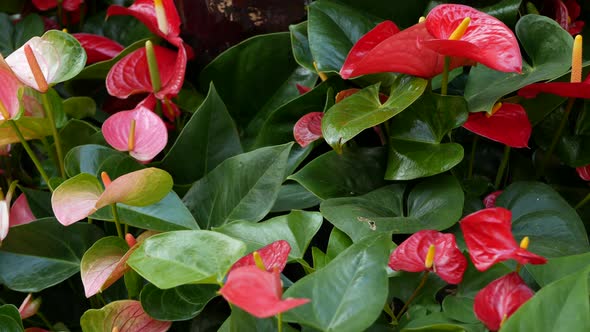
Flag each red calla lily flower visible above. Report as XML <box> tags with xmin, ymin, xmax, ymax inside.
<box><xmin>32</xmin><ymin>0</ymin><xmax>82</xmax><ymax>11</ymax></box>
<box><xmin>72</xmin><ymin>33</ymin><xmax>124</xmax><ymax>64</ymax></box>
<box><xmin>388</xmin><ymin>230</ymin><xmax>467</xmax><ymax>284</ymax></box>
<box><xmin>463</xmin><ymin>103</ymin><xmax>532</xmax><ymax>148</ymax></box>
<box><xmin>102</xmin><ymin>97</ymin><xmax>168</xmax><ymax>162</ymax></box>
<box><xmin>483</xmin><ymin>190</ymin><xmax>503</xmax><ymax>208</ymax></box>
<box><xmin>107</xmin><ymin>0</ymin><xmax>182</xmax><ymax>47</ymax></box>
<box><xmin>294</xmin><ymin>112</ymin><xmax>323</xmax><ymax>148</ymax></box>
<box><xmin>219</xmin><ymin>265</ymin><xmax>310</xmax><ymax>318</ymax></box>
<box><xmin>341</xmin><ymin>4</ymin><xmax>521</xmax><ymax>79</ymax></box>
<box><xmin>460</xmin><ymin>207</ymin><xmax>547</xmax><ymax>271</ymax></box>
<box><xmin>229</xmin><ymin>240</ymin><xmax>291</xmax><ymax>274</ymax></box>
<box><xmin>577</xmin><ymin>164</ymin><xmax>590</xmax><ymax>180</ymax></box>
<box><xmin>474</xmin><ymin>272</ymin><xmax>534</xmax><ymax>331</ymax></box>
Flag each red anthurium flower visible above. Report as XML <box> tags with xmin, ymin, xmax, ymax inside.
<box><xmin>229</xmin><ymin>240</ymin><xmax>291</xmax><ymax>274</ymax></box>
<box><xmin>483</xmin><ymin>190</ymin><xmax>503</xmax><ymax>208</ymax></box>
<box><xmin>554</xmin><ymin>0</ymin><xmax>585</xmax><ymax>35</ymax></box>
<box><xmin>294</xmin><ymin>112</ymin><xmax>324</xmax><ymax>148</ymax></box>
<box><xmin>219</xmin><ymin>265</ymin><xmax>310</xmax><ymax>318</ymax></box>
<box><xmin>463</xmin><ymin>103</ymin><xmax>532</xmax><ymax>148</ymax></box>
<box><xmin>32</xmin><ymin>0</ymin><xmax>82</xmax><ymax>11</ymax></box>
<box><xmin>576</xmin><ymin>164</ymin><xmax>590</xmax><ymax>180</ymax></box>
<box><xmin>102</xmin><ymin>97</ymin><xmax>168</xmax><ymax>162</ymax></box>
<box><xmin>474</xmin><ymin>272</ymin><xmax>534</xmax><ymax>331</ymax></box>
<box><xmin>388</xmin><ymin>230</ymin><xmax>467</xmax><ymax>284</ymax></box>
<box><xmin>341</xmin><ymin>4</ymin><xmax>520</xmax><ymax>79</ymax></box>
<box><xmin>460</xmin><ymin>207</ymin><xmax>547</xmax><ymax>271</ymax></box>
<box><xmin>296</xmin><ymin>84</ymin><xmax>311</xmax><ymax>95</ymax></box>
<box><xmin>73</xmin><ymin>33</ymin><xmax>124</xmax><ymax>64</ymax></box>
<box><xmin>107</xmin><ymin>0</ymin><xmax>182</xmax><ymax>47</ymax></box>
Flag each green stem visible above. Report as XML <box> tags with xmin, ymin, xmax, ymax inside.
<box><xmin>495</xmin><ymin>145</ymin><xmax>511</xmax><ymax>189</ymax></box>
<box><xmin>277</xmin><ymin>312</ymin><xmax>283</xmax><ymax>332</ymax></box>
<box><xmin>111</xmin><ymin>203</ymin><xmax>123</xmax><ymax>239</ymax></box>
<box><xmin>539</xmin><ymin>98</ymin><xmax>575</xmax><ymax>177</ymax></box>
<box><xmin>395</xmin><ymin>271</ymin><xmax>429</xmax><ymax>321</ymax></box>
<box><xmin>468</xmin><ymin>136</ymin><xmax>479</xmax><ymax>180</ymax></box>
<box><xmin>7</xmin><ymin>120</ymin><xmax>51</xmax><ymax>189</ymax></box>
<box><xmin>575</xmin><ymin>192</ymin><xmax>590</xmax><ymax>209</ymax></box>
<box><xmin>440</xmin><ymin>56</ymin><xmax>451</xmax><ymax>96</ymax></box>
<box><xmin>41</xmin><ymin>93</ymin><xmax>65</xmax><ymax>178</ymax></box>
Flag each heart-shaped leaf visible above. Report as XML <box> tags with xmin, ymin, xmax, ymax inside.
<box><xmin>386</xmin><ymin>93</ymin><xmax>467</xmax><ymax>180</ymax></box>
<box><xmin>183</xmin><ymin>143</ymin><xmax>292</xmax><ymax>229</ymax></box>
<box><xmin>0</xmin><ymin>304</ymin><xmax>23</xmax><ymax>332</ymax></box>
<box><xmin>270</xmin><ymin>183</ymin><xmax>321</xmax><ymax>213</ymax></box>
<box><xmin>320</xmin><ymin>175</ymin><xmax>463</xmax><ymax>242</ymax></box>
<box><xmin>128</xmin><ymin>230</ymin><xmax>246</xmax><ymax>288</ymax></box>
<box><xmin>64</xmin><ymin>144</ymin><xmax>142</xmax><ymax>178</ymax></box>
<box><xmin>288</xmin><ymin>147</ymin><xmax>387</xmax><ymax>199</ymax></box>
<box><xmin>289</xmin><ymin>21</ymin><xmax>314</xmax><ymax>71</ymax></box>
<box><xmin>140</xmin><ymin>283</ymin><xmax>219</xmax><ymax>321</ymax></box>
<box><xmin>282</xmin><ymin>234</ymin><xmax>391</xmax><ymax>332</ymax></box>
<box><xmin>80</xmin><ymin>300</ymin><xmax>172</xmax><ymax>332</ymax></box>
<box><xmin>464</xmin><ymin>15</ymin><xmax>573</xmax><ymax>113</ymax></box>
<box><xmin>6</xmin><ymin>30</ymin><xmax>86</xmax><ymax>91</ymax></box>
<box><xmin>527</xmin><ymin>252</ymin><xmax>590</xmax><ymax>287</ymax></box>
<box><xmin>496</xmin><ymin>182</ymin><xmax>590</xmax><ymax>257</ymax></box>
<box><xmin>160</xmin><ymin>83</ymin><xmax>242</xmax><ymax>184</ymax></box>
<box><xmin>322</xmin><ymin>77</ymin><xmax>427</xmax><ymax>150</ymax></box>
<box><xmin>51</xmin><ymin>173</ymin><xmax>103</xmax><ymax>226</ymax></box>
<box><xmin>214</xmin><ymin>210</ymin><xmax>323</xmax><ymax>262</ymax></box>
<box><xmin>0</xmin><ymin>219</ymin><xmax>103</xmax><ymax>292</ymax></box>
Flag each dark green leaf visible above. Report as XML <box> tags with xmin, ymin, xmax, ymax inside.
<box><xmin>526</xmin><ymin>252</ymin><xmax>590</xmax><ymax>287</ymax></box>
<box><xmin>0</xmin><ymin>13</ymin><xmax>14</xmax><ymax>55</ymax></box>
<box><xmin>270</xmin><ymin>183</ymin><xmax>321</xmax><ymax>213</ymax></box>
<box><xmin>64</xmin><ymin>144</ymin><xmax>141</xmax><ymax>178</ymax></box>
<box><xmin>337</xmin><ymin>0</ymin><xmax>428</xmax><ymax>28</ymax></box>
<box><xmin>140</xmin><ymin>283</ymin><xmax>219</xmax><ymax>321</ymax></box>
<box><xmin>290</xmin><ymin>21</ymin><xmax>314</xmax><ymax>71</ymax></box>
<box><xmin>0</xmin><ymin>305</ymin><xmax>23</xmax><ymax>332</ymax></box>
<box><xmin>63</xmin><ymin>97</ymin><xmax>97</xmax><ymax>119</ymax></box>
<box><xmin>14</xmin><ymin>14</ymin><xmax>43</xmax><ymax>49</ymax></box>
<box><xmin>59</xmin><ymin>120</ymin><xmax>100</xmax><ymax>156</ymax></box>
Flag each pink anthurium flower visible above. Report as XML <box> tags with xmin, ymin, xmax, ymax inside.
<box><xmin>294</xmin><ymin>112</ymin><xmax>324</xmax><ymax>148</ymax></box>
<box><xmin>73</xmin><ymin>33</ymin><xmax>124</xmax><ymax>64</ymax></box>
<box><xmin>9</xmin><ymin>193</ymin><xmax>36</xmax><ymax>227</ymax></box>
<box><xmin>460</xmin><ymin>207</ymin><xmax>548</xmax><ymax>271</ymax></box>
<box><xmin>18</xmin><ymin>293</ymin><xmax>42</xmax><ymax>320</ymax></box>
<box><xmin>576</xmin><ymin>164</ymin><xmax>590</xmax><ymax>180</ymax></box>
<box><xmin>219</xmin><ymin>265</ymin><xmax>310</xmax><ymax>318</ymax></box>
<box><xmin>229</xmin><ymin>240</ymin><xmax>291</xmax><ymax>274</ymax></box>
<box><xmin>51</xmin><ymin>168</ymin><xmax>173</xmax><ymax>226</ymax></box>
<box><xmin>0</xmin><ymin>57</ymin><xmax>24</xmax><ymax>122</ymax></box>
<box><xmin>483</xmin><ymin>190</ymin><xmax>503</xmax><ymax>208</ymax></box>
<box><xmin>388</xmin><ymin>230</ymin><xmax>467</xmax><ymax>284</ymax></box>
<box><xmin>32</xmin><ymin>0</ymin><xmax>83</xmax><ymax>11</ymax></box>
<box><xmin>341</xmin><ymin>4</ymin><xmax>521</xmax><ymax>79</ymax></box>
<box><xmin>107</xmin><ymin>0</ymin><xmax>183</xmax><ymax>47</ymax></box>
<box><xmin>474</xmin><ymin>272</ymin><xmax>534</xmax><ymax>331</ymax></box>
<box><xmin>82</xmin><ymin>300</ymin><xmax>171</xmax><ymax>332</ymax></box>
<box><xmin>463</xmin><ymin>103</ymin><xmax>532</xmax><ymax>148</ymax></box>
<box><xmin>102</xmin><ymin>97</ymin><xmax>168</xmax><ymax>162</ymax></box>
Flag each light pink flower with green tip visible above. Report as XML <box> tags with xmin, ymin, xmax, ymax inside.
<box><xmin>51</xmin><ymin>168</ymin><xmax>173</xmax><ymax>226</ymax></box>
<box><xmin>0</xmin><ymin>57</ymin><xmax>23</xmax><ymax>122</ymax></box>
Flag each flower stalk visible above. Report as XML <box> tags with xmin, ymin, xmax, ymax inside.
<box><xmin>7</xmin><ymin>120</ymin><xmax>51</xmax><ymax>188</ymax></box>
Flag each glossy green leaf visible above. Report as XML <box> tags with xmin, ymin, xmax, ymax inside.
<box><xmin>80</xmin><ymin>300</ymin><xmax>171</xmax><ymax>332</ymax></box>
<box><xmin>481</xmin><ymin>0</ymin><xmax>523</xmax><ymax>27</ymax></box>
<box><xmin>59</xmin><ymin>120</ymin><xmax>100</xmax><ymax>156</ymax></box>
<box><xmin>160</xmin><ymin>83</ymin><xmax>242</xmax><ymax>184</ymax></box>
<box><xmin>270</xmin><ymin>183</ymin><xmax>321</xmax><ymax>213</ymax></box>
<box><xmin>496</xmin><ymin>182</ymin><xmax>590</xmax><ymax>257</ymax></box>
<box><xmin>501</xmin><ymin>267</ymin><xmax>590</xmax><ymax>332</ymax></box>
<box><xmin>385</xmin><ymin>93</ymin><xmax>467</xmax><ymax>180</ymax></box>
<box><xmin>322</xmin><ymin>77</ymin><xmax>427</xmax><ymax>151</ymax></box>
<box><xmin>288</xmin><ymin>147</ymin><xmax>387</xmax><ymax>199</ymax></box>
<box><xmin>140</xmin><ymin>283</ymin><xmax>219</xmax><ymax>321</ymax></box>
<box><xmin>0</xmin><ymin>219</ymin><xmax>103</xmax><ymax>292</ymax></box>
<box><xmin>337</xmin><ymin>0</ymin><xmax>428</xmax><ymax>28</ymax></box>
<box><xmin>308</xmin><ymin>0</ymin><xmax>382</xmax><ymax>73</ymax></box>
<box><xmin>327</xmin><ymin>228</ymin><xmax>352</xmax><ymax>259</ymax></box>
<box><xmin>0</xmin><ymin>117</ymin><xmax>53</xmax><ymax>145</ymax></box>
<box><xmin>20</xmin><ymin>186</ymin><xmax>52</xmax><ymax>218</ymax></box>
<box><xmin>214</xmin><ymin>210</ymin><xmax>323</xmax><ymax>261</ymax></box>
<box><xmin>290</xmin><ymin>21</ymin><xmax>314</xmax><ymax>71</ymax></box>
<box><xmin>221</xmin><ymin>307</ymin><xmax>298</xmax><ymax>332</ymax></box>
<box><xmin>64</xmin><ymin>144</ymin><xmax>142</xmax><ymax>178</ymax></box>
<box><xmin>0</xmin><ymin>305</ymin><xmax>23</xmax><ymax>332</ymax></box>
<box><xmin>63</xmin><ymin>97</ymin><xmax>97</xmax><ymax>119</ymax></box>
<box><xmin>91</xmin><ymin>191</ymin><xmax>199</xmax><ymax>231</ymax></box>
<box><xmin>441</xmin><ymin>296</ymin><xmax>478</xmax><ymax>324</ymax></box>
<box><xmin>283</xmin><ymin>234</ymin><xmax>391</xmax><ymax>332</ymax></box>
<box><xmin>526</xmin><ymin>252</ymin><xmax>590</xmax><ymax>287</ymax></box>
<box><xmin>80</xmin><ymin>236</ymin><xmax>130</xmax><ymax>298</ymax></box>
<box><xmin>127</xmin><ymin>230</ymin><xmax>246</xmax><ymax>288</ymax></box>
<box><xmin>13</xmin><ymin>14</ymin><xmax>43</xmax><ymax>49</ymax></box>
<box><xmin>199</xmin><ymin>33</ymin><xmax>316</xmax><ymax>138</ymax></box>
<box><xmin>464</xmin><ymin>15</ymin><xmax>573</xmax><ymax>113</ymax></box>
<box><xmin>97</xmin><ymin>168</ymin><xmax>173</xmax><ymax>207</ymax></box>
<box><xmin>183</xmin><ymin>143</ymin><xmax>292</xmax><ymax>229</ymax></box>
<box><xmin>0</xmin><ymin>13</ymin><xmax>14</xmax><ymax>55</ymax></box>
<box><xmin>400</xmin><ymin>312</ymin><xmax>484</xmax><ymax>332</ymax></box>
<box><xmin>320</xmin><ymin>175</ymin><xmax>463</xmax><ymax>241</ymax></box>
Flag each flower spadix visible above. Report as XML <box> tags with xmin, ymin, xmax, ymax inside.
<box><xmin>463</xmin><ymin>103</ymin><xmax>532</xmax><ymax>148</ymax></box>
<box><xmin>5</xmin><ymin>30</ymin><xmax>86</xmax><ymax>93</ymax></box>
<box><xmin>519</xmin><ymin>34</ymin><xmax>590</xmax><ymax>98</ymax></box>
<box><xmin>388</xmin><ymin>230</ymin><xmax>467</xmax><ymax>284</ymax></box>
<box><xmin>341</xmin><ymin>4</ymin><xmax>521</xmax><ymax>79</ymax></box>
<box><xmin>460</xmin><ymin>207</ymin><xmax>547</xmax><ymax>271</ymax></box>
<box><xmin>51</xmin><ymin>168</ymin><xmax>173</xmax><ymax>226</ymax></box>
<box><xmin>102</xmin><ymin>98</ymin><xmax>168</xmax><ymax>162</ymax></box>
